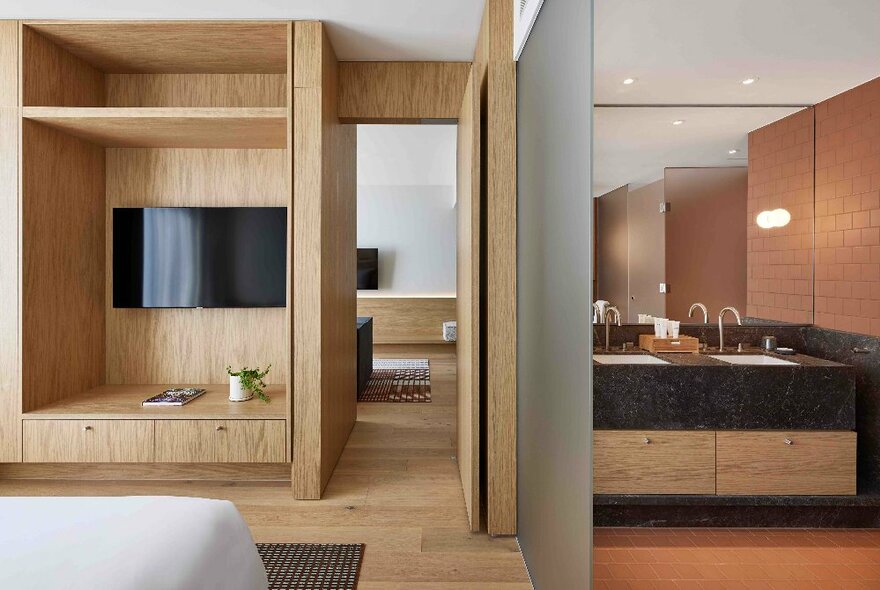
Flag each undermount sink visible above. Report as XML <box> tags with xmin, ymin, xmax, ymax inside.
<box><xmin>594</xmin><ymin>354</ymin><xmax>669</xmax><ymax>365</ymax></box>
<box><xmin>709</xmin><ymin>354</ymin><xmax>797</xmax><ymax>366</ymax></box>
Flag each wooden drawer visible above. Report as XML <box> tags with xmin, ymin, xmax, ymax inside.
<box><xmin>594</xmin><ymin>430</ymin><xmax>715</xmax><ymax>494</ymax></box>
<box><xmin>155</xmin><ymin>420</ymin><xmax>285</xmax><ymax>463</ymax></box>
<box><xmin>716</xmin><ymin>431</ymin><xmax>856</xmax><ymax>495</ymax></box>
<box><xmin>23</xmin><ymin>420</ymin><xmax>154</xmax><ymax>462</ymax></box>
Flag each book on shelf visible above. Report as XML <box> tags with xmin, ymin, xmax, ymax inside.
<box><xmin>142</xmin><ymin>388</ymin><xmax>207</xmax><ymax>406</ymax></box>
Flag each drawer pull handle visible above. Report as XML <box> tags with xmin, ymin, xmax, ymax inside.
<box><xmin>784</xmin><ymin>438</ymin><xmax>793</xmax><ymax>445</ymax></box>
<box><xmin>215</xmin><ymin>426</ymin><xmax>225</xmax><ymax>431</ymax></box>
<box><xmin>82</xmin><ymin>426</ymin><xmax>92</xmax><ymax>432</ymax></box>
<box><xmin>643</xmin><ymin>437</ymin><xmax>651</xmax><ymax>445</ymax></box>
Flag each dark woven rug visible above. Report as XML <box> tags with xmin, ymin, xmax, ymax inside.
<box><xmin>359</xmin><ymin>359</ymin><xmax>431</xmax><ymax>403</ymax></box>
<box><xmin>257</xmin><ymin>543</ymin><xmax>364</xmax><ymax>590</ymax></box>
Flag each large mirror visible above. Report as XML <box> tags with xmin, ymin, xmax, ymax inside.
<box><xmin>593</xmin><ymin>106</ymin><xmax>812</xmax><ymax>325</ymax></box>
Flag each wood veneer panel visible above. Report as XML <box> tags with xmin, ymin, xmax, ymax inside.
<box><xmin>24</xmin><ymin>21</ymin><xmax>289</xmax><ymax>74</ymax></box>
<box><xmin>321</xmin><ymin>57</ymin><xmax>357</xmax><ymax>495</ymax></box>
<box><xmin>21</xmin><ymin>120</ymin><xmax>105</xmax><ymax>412</ymax></box>
<box><xmin>106</xmin><ymin>74</ymin><xmax>287</xmax><ymax>107</ymax></box>
<box><xmin>356</xmin><ymin>298</ymin><xmax>457</xmax><ymax>344</ymax></box>
<box><xmin>486</xmin><ymin>60</ymin><xmax>517</xmax><ymax>536</ymax></box>
<box><xmin>292</xmin><ymin>82</ymin><xmax>323</xmax><ymax>498</ymax></box>
<box><xmin>716</xmin><ymin>431</ymin><xmax>856</xmax><ymax>495</ymax></box>
<box><xmin>216</xmin><ymin>420</ymin><xmax>286</xmax><ymax>463</ymax></box>
<box><xmin>474</xmin><ymin>0</ymin><xmax>518</xmax><ymax>536</ymax></box>
<box><xmin>23</xmin><ymin>419</ymin><xmax>154</xmax><ymax>462</ymax></box>
<box><xmin>285</xmin><ymin>21</ymin><xmax>293</xmax><ymax>463</ymax></box>
<box><xmin>155</xmin><ymin>419</ymin><xmax>285</xmax><ymax>463</ymax></box>
<box><xmin>337</xmin><ymin>62</ymin><xmax>470</xmax><ymax>122</ymax></box>
<box><xmin>292</xmin><ymin>21</ymin><xmax>357</xmax><ymax>498</ymax></box>
<box><xmin>593</xmin><ymin>431</ymin><xmax>716</xmax><ymax>494</ymax></box>
<box><xmin>21</xmin><ymin>25</ymin><xmax>104</xmax><ymax>107</ymax></box>
<box><xmin>0</xmin><ymin>21</ymin><xmax>19</xmax><ymax>461</ymax></box>
<box><xmin>456</xmin><ymin>68</ymin><xmax>481</xmax><ymax>531</ymax></box>
<box><xmin>104</xmin><ymin>148</ymin><xmax>287</xmax><ymax>385</ymax></box>
<box><xmin>23</xmin><ymin>107</ymin><xmax>288</xmax><ymax>148</ymax></box>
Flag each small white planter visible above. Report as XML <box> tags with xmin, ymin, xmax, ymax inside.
<box><xmin>228</xmin><ymin>375</ymin><xmax>253</xmax><ymax>402</ymax></box>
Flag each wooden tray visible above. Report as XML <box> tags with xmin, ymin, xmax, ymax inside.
<box><xmin>639</xmin><ymin>334</ymin><xmax>700</xmax><ymax>353</ymax></box>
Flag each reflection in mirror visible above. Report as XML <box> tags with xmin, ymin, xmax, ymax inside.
<box><xmin>593</xmin><ymin>106</ymin><xmax>814</xmax><ymax>326</ymax></box>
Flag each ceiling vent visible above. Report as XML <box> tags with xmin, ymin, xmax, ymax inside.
<box><xmin>514</xmin><ymin>0</ymin><xmax>545</xmax><ymax>60</ymax></box>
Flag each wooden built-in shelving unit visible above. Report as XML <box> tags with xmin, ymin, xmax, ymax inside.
<box><xmin>16</xmin><ymin>21</ymin><xmax>296</xmax><ymax>464</ymax></box>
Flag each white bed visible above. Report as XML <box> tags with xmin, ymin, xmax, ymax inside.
<box><xmin>0</xmin><ymin>496</ymin><xmax>268</xmax><ymax>590</ymax></box>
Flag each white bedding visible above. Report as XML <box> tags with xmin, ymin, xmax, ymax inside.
<box><xmin>0</xmin><ymin>496</ymin><xmax>268</xmax><ymax>590</ymax></box>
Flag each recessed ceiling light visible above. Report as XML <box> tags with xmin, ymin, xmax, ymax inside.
<box><xmin>728</xmin><ymin>149</ymin><xmax>739</xmax><ymax>155</ymax></box>
<box><xmin>622</xmin><ymin>77</ymin><xmax>636</xmax><ymax>85</ymax></box>
<box><xmin>741</xmin><ymin>77</ymin><xmax>758</xmax><ymax>85</ymax></box>
<box><xmin>672</xmin><ymin>119</ymin><xmax>685</xmax><ymax>126</ymax></box>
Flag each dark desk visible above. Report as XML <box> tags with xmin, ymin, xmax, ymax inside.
<box><xmin>357</xmin><ymin>317</ymin><xmax>373</xmax><ymax>395</ymax></box>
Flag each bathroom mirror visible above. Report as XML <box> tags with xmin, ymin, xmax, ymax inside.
<box><xmin>592</xmin><ymin>106</ymin><xmax>815</xmax><ymax>326</ymax></box>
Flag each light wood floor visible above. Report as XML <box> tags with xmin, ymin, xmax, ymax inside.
<box><xmin>0</xmin><ymin>345</ymin><xmax>532</xmax><ymax>589</ymax></box>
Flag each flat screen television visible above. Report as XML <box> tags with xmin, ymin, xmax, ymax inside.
<box><xmin>113</xmin><ymin>207</ymin><xmax>287</xmax><ymax>308</ymax></box>
<box><xmin>357</xmin><ymin>248</ymin><xmax>379</xmax><ymax>290</ymax></box>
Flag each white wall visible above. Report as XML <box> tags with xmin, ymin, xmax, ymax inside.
<box><xmin>357</xmin><ymin>125</ymin><xmax>457</xmax><ymax>297</ymax></box>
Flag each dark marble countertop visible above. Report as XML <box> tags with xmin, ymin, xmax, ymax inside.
<box><xmin>593</xmin><ymin>348</ymin><xmax>856</xmax><ymax>430</ymax></box>
<box><xmin>594</xmin><ymin>347</ymin><xmax>846</xmax><ymax>367</ymax></box>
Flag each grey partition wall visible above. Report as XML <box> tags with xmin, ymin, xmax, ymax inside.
<box><xmin>517</xmin><ymin>0</ymin><xmax>593</xmax><ymax>588</ymax></box>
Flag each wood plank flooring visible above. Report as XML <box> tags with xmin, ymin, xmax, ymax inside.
<box><xmin>0</xmin><ymin>345</ymin><xmax>532</xmax><ymax>589</ymax></box>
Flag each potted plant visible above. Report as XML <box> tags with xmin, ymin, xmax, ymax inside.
<box><xmin>226</xmin><ymin>365</ymin><xmax>271</xmax><ymax>403</ymax></box>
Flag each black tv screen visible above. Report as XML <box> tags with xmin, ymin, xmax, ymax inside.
<box><xmin>113</xmin><ymin>207</ymin><xmax>287</xmax><ymax>308</ymax></box>
<box><xmin>357</xmin><ymin>248</ymin><xmax>378</xmax><ymax>290</ymax></box>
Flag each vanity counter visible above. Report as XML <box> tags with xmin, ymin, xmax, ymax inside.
<box><xmin>593</xmin><ymin>348</ymin><xmax>856</xmax><ymax>430</ymax></box>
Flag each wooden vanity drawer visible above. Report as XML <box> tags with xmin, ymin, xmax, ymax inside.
<box><xmin>155</xmin><ymin>420</ymin><xmax>285</xmax><ymax>463</ymax></box>
<box><xmin>23</xmin><ymin>419</ymin><xmax>154</xmax><ymax>462</ymax></box>
<box><xmin>716</xmin><ymin>431</ymin><xmax>856</xmax><ymax>495</ymax></box>
<box><xmin>594</xmin><ymin>430</ymin><xmax>716</xmax><ymax>494</ymax></box>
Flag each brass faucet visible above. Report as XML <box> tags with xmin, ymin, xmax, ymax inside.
<box><xmin>604</xmin><ymin>306</ymin><xmax>621</xmax><ymax>352</ymax></box>
<box><xmin>688</xmin><ymin>302</ymin><xmax>709</xmax><ymax>324</ymax></box>
<box><xmin>718</xmin><ymin>306</ymin><xmax>742</xmax><ymax>352</ymax></box>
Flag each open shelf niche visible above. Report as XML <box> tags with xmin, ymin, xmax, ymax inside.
<box><xmin>19</xmin><ymin>22</ymin><xmax>292</xmax><ymax>433</ymax></box>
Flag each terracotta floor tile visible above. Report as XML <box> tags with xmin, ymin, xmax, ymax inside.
<box><xmin>593</xmin><ymin>528</ymin><xmax>880</xmax><ymax>588</ymax></box>
<box><xmin>606</xmin><ymin>563</ymin><xmax>635</xmax><ymax>580</ymax></box>
<box><xmin>650</xmin><ymin>563</ymin><xmax>679</xmax><ymax>579</ymax></box>
<box><xmin>626</xmin><ymin>563</ymin><xmax>658</xmax><ymax>579</ymax></box>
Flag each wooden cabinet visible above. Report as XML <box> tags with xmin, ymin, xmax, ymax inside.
<box><xmin>716</xmin><ymin>431</ymin><xmax>856</xmax><ymax>496</ymax></box>
<box><xmin>23</xmin><ymin>419</ymin><xmax>154</xmax><ymax>462</ymax></box>
<box><xmin>155</xmin><ymin>420</ymin><xmax>285</xmax><ymax>463</ymax></box>
<box><xmin>593</xmin><ymin>430</ymin><xmax>716</xmax><ymax>494</ymax></box>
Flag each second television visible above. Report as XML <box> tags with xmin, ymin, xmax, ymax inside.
<box><xmin>357</xmin><ymin>248</ymin><xmax>379</xmax><ymax>290</ymax></box>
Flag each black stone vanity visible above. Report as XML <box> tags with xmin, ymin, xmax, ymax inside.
<box><xmin>592</xmin><ymin>325</ymin><xmax>880</xmax><ymax>527</ymax></box>
<box><xmin>594</xmin><ymin>349</ymin><xmax>855</xmax><ymax>431</ymax></box>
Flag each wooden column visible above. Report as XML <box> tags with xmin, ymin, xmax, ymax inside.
<box><xmin>0</xmin><ymin>21</ymin><xmax>19</xmax><ymax>461</ymax></box>
<box><xmin>456</xmin><ymin>67</ymin><xmax>481</xmax><ymax>531</ymax></box>
<box><xmin>291</xmin><ymin>21</ymin><xmax>357</xmax><ymax>498</ymax></box>
<box><xmin>475</xmin><ymin>0</ymin><xmax>518</xmax><ymax>536</ymax></box>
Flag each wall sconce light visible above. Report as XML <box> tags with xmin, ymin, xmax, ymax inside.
<box><xmin>756</xmin><ymin>208</ymin><xmax>791</xmax><ymax>229</ymax></box>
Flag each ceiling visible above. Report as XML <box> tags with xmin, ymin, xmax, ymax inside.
<box><xmin>594</xmin><ymin>0</ymin><xmax>880</xmax><ymax>196</ymax></box>
<box><xmin>595</xmin><ymin>0</ymin><xmax>880</xmax><ymax>105</ymax></box>
<box><xmin>0</xmin><ymin>0</ymin><xmax>486</xmax><ymax>61</ymax></box>
<box><xmin>593</xmin><ymin>107</ymin><xmax>802</xmax><ymax>197</ymax></box>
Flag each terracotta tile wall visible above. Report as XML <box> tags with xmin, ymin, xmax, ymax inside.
<box><xmin>747</xmin><ymin>108</ymin><xmax>815</xmax><ymax>324</ymax></box>
<box><xmin>814</xmin><ymin>77</ymin><xmax>880</xmax><ymax>335</ymax></box>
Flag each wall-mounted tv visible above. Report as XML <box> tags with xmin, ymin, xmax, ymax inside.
<box><xmin>113</xmin><ymin>207</ymin><xmax>287</xmax><ymax>308</ymax></box>
<box><xmin>357</xmin><ymin>248</ymin><xmax>379</xmax><ymax>290</ymax></box>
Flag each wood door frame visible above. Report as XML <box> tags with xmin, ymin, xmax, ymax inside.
<box><xmin>338</xmin><ymin>60</ymin><xmax>483</xmax><ymax>531</ymax></box>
